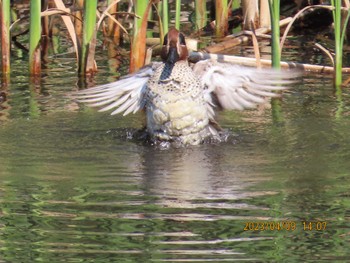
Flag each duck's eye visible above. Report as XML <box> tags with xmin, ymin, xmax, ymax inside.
<box><xmin>179</xmin><ymin>33</ymin><xmax>186</xmax><ymax>45</ymax></box>
<box><xmin>163</xmin><ymin>33</ymin><xmax>168</xmax><ymax>46</ymax></box>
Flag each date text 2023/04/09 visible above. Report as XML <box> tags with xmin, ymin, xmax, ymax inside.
<box><xmin>243</xmin><ymin>221</ymin><xmax>327</xmax><ymax>231</ymax></box>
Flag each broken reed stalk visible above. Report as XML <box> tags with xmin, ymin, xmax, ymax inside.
<box><xmin>260</xmin><ymin>0</ymin><xmax>271</xmax><ymax>28</ymax></box>
<box><xmin>1</xmin><ymin>0</ymin><xmax>11</xmax><ymax>75</ymax></box>
<box><xmin>41</xmin><ymin>0</ymin><xmax>50</xmax><ymax>37</ymax></box>
<box><xmin>205</xmin><ymin>17</ymin><xmax>292</xmax><ymax>53</ymax></box>
<box><xmin>74</xmin><ymin>0</ymin><xmax>84</xmax><ymax>36</ymax></box>
<box><xmin>215</xmin><ymin>0</ymin><xmax>228</xmax><ymax>37</ymax></box>
<box><xmin>41</xmin><ymin>0</ymin><xmax>51</xmax><ymax>64</ymax></box>
<box><xmin>79</xmin><ymin>0</ymin><xmax>98</xmax><ymax>75</ymax></box>
<box><xmin>279</xmin><ymin>3</ymin><xmax>350</xmax><ymax>86</ymax></box>
<box><xmin>106</xmin><ymin>0</ymin><xmax>120</xmax><ymax>43</ymax></box>
<box><xmin>250</xmin><ymin>22</ymin><xmax>261</xmax><ymax>68</ymax></box>
<box><xmin>195</xmin><ymin>0</ymin><xmax>207</xmax><ymax>30</ymax></box>
<box><xmin>189</xmin><ymin>52</ymin><xmax>350</xmax><ymax>74</ymax></box>
<box><xmin>280</xmin><ymin>5</ymin><xmax>332</xmax><ymax>51</ymax></box>
<box><xmin>106</xmin><ymin>0</ymin><xmax>116</xmax><ymax>35</ymax></box>
<box><xmin>52</xmin><ymin>0</ymin><xmax>80</xmax><ymax>61</ymax></box>
<box><xmin>29</xmin><ymin>0</ymin><xmax>41</xmax><ymax>75</ymax></box>
<box><xmin>242</xmin><ymin>0</ymin><xmax>258</xmax><ymax>30</ymax></box>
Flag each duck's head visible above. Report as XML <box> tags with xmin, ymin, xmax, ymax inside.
<box><xmin>161</xmin><ymin>28</ymin><xmax>188</xmax><ymax>64</ymax></box>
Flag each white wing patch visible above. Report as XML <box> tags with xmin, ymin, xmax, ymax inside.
<box><xmin>73</xmin><ymin>65</ymin><xmax>156</xmax><ymax>116</ymax></box>
<box><xmin>194</xmin><ymin>60</ymin><xmax>300</xmax><ymax>111</ymax></box>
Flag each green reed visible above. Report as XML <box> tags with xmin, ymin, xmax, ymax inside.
<box><xmin>78</xmin><ymin>0</ymin><xmax>97</xmax><ymax>75</ymax></box>
<box><xmin>331</xmin><ymin>1</ymin><xmax>350</xmax><ymax>87</ymax></box>
<box><xmin>268</xmin><ymin>0</ymin><xmax>283</xmax><ymax>122</ymax></box>
<box><xmin>195</xmin><ymin>0</ymin><xmax>207</xmax><ymax>30</ymax></box>
<box><xmin>130</xmin><ymin>0</ymin><xmax>151</xmax><ymax>72</ymax></box>
<box><xmin>162</xmin><ymin>0</ymin><xmax>169</xmax><ymax>34</ymax></box>
<box><xmin>175</xmin><ymin>0</ymin><xmax>181</xmax><ymax>30</ymax></box>
<box><xmin>29</xmin><ymin>0</ymin><xmax>41</xmax><ymax>75</ymax></box>
<box><xmin>1</xmin><ymin>0</ymin><xmax>11</xmax><ymax>75</ymax></box>
<box><xmin>268</xmin><ymin>0</ymin><xmax>281</xmax><ymax>69</ymax></box>
<box><xmin>134</xmin><ymin>1</ymin><xmax>149</xmax><ymax>38</ymax></box>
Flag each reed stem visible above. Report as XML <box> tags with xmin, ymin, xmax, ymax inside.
<box><xmin>130</xmin><ymin>0</ymin><xmax>151</xmax><ymax>72</ymax></box>
<box><xmin>242</xmin><ymin>0</ymin><xmax>258</xmax><ymax>30</ymax></box>
<box><xmin>29</xmin><ymin>0</ymin><xmax>41</xmax><ymax>75</ymax></box>
<box><xmin>195</xmin><ymin>0</ymin><xmax>206</xmax><ymax>30</ymax></box>
<box><xmin>175</xmin><ymin>0</ymin><xmax>181</xmax><ymax>30</ymax></box>
<box><xmin>107</xmin><ymin>0</ymin><xmax>121</xmax><ymax>43</ymax></box>
<box><xmin>268</xmin><ymin>0</ymin><xmax>283</xmax><ymax>122</ymax></box>
<box><xmin>74</xmin><ymin>0</ymin><xmax>84</xmax><ymax>36</ymax></box>
<box><xmin>331</xmin><ymin>1</ymin><xmax>350</xmax><ymax>86</ymax></box>
<box><xmin>215</xmin><ymin>0</ymin><xmax>228</xmax><ymax>37</ymax></box>
<box><xmin>1</xmin><ymin>0</ymin><xmax>11</xmax><ymax>75</ymax></box>
<box><xmin>78</xmin><ymin>0</ymin><xmax>97</xmax><ymax>75</ymax></box>
<box><xmin>332</xmin><ymin>0</ymin><xmax>342</xmax><ymax>86</ymax></box>
<box><xmin>162</xmin><ymin>0</ymin><xmax>169</xmax><ymax>34</ymax></box>
<box><xmin>268</xmin><ymin>0</ymin><xmax>280</xmax><ymax>69</ymax></box>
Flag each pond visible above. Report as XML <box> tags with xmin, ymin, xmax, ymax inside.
<box><xmin>0</xmin><ymin>38</ymin><xmax>350</xmax><ymax>262</ymax></box>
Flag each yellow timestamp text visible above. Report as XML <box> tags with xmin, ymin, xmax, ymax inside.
<box><xmin>243</xmin><ymin>221</ymin><xmax>327</xmax><ymax>231</ymax></box>
<box><xmin>302</xmin><ymin>221</ymin><xmax>327</xmax><ymax>231</ymax></box>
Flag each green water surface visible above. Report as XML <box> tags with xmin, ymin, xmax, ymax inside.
<box><xmin>0</xmin><ymin>45</ymin><xmax>349</xmax><ymax>263</ymax></box>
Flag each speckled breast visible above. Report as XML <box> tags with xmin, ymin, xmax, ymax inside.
<box><xmin>145</xmin><ymin>61</ymin><xmax>210</xmax><ymax>145</ymax></box>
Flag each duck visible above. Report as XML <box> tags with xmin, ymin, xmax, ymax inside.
<box><xmin>74</xmin><ymin>28</ymin><xmax>299</xmax><ymax>146</ymax></box>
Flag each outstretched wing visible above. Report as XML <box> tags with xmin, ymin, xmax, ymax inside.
<box><xmin>193</xmin><ymin>60</ymin><xmax>300</xmax><ymax>111</ymax></box>
<box><xmin>73</xmin><ymin>64</ymin><xmax>159</xmax><ymax>116</ymax></box>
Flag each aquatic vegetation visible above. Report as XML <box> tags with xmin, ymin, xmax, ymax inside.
<box><xmin>1</xmin><ymin>0</ymin><xmax>350</xmax><ymax>90</ymax></box>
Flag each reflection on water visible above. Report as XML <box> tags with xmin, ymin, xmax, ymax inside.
<box><xmin>1</xmin><ymin>48</ymin><xmax>350</xmax><ymax>262</ymax></box>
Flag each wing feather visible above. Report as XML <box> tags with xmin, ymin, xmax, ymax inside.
<box><xmin>193</xmin><ymin>60</ymin><xmax>300</xmax><ymax>111</ymax></box>
<box><xmin>72</xmin><ymin>64</ymin><xmax>157</xmax><ymax>116</ymax></box>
